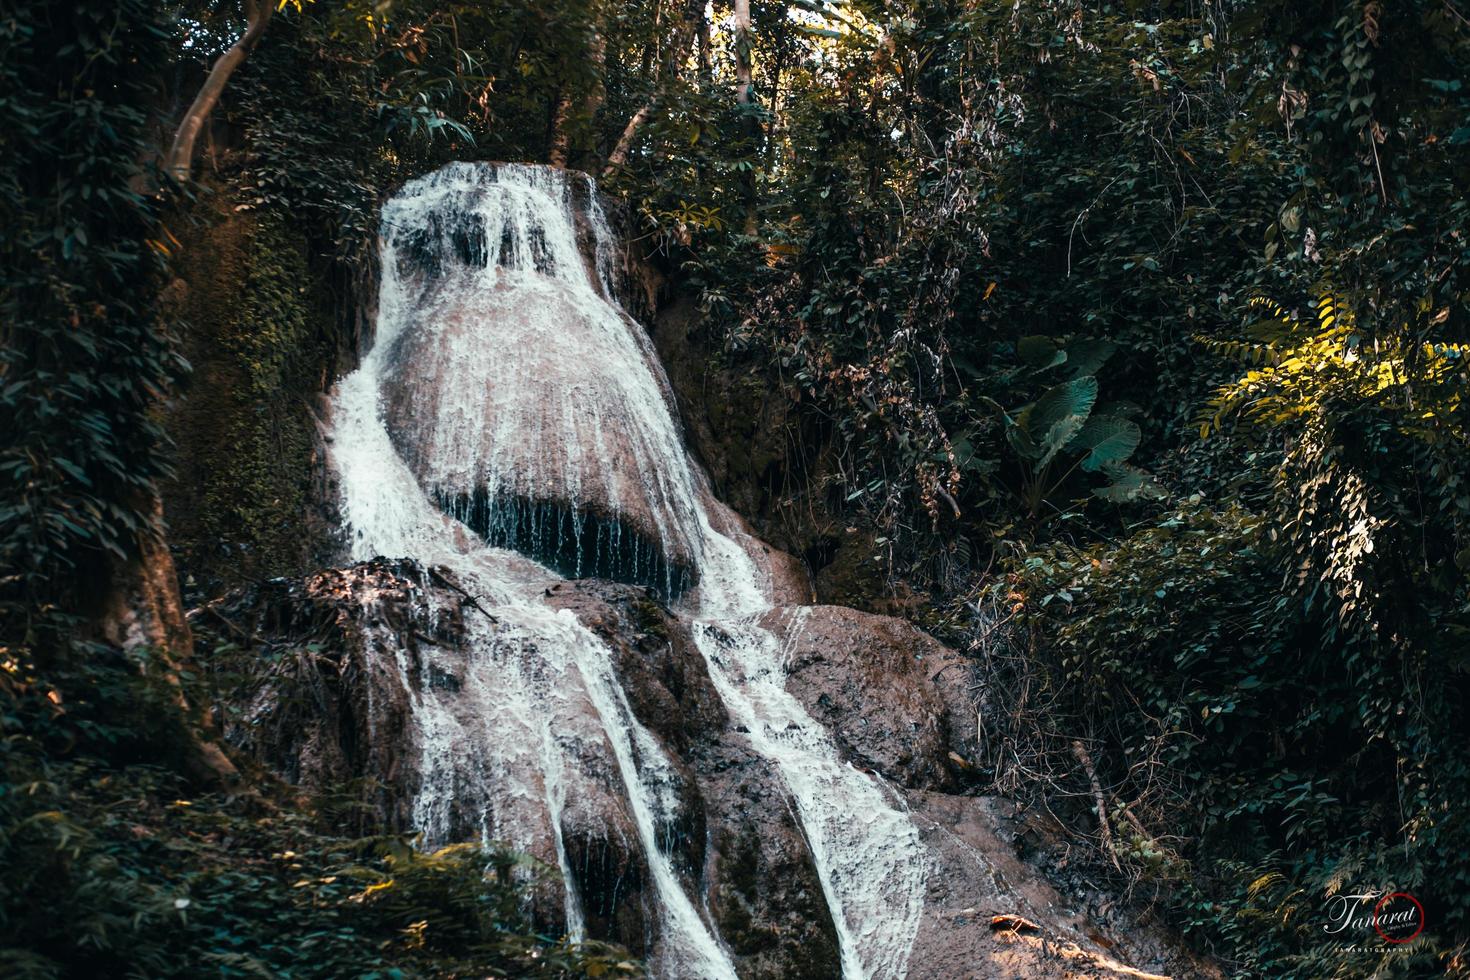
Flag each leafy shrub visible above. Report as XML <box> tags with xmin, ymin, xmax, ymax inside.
<box><xmin>982</xmin><ymin>335</ymin><xmax>1157</xmax><ymax>519</ymax></box>
<box><xmin>0</xmin><ymin>0</ymin><xmax>184</xmax><ymax>649</ymax></box>
<box><xmin>999</xmin><ymin>290</ymin><xmax>1470</xmax><ymax>973</ymax></box>
<box><xmin>0</xmin><ymin>649</ymin><xmax>642</xmax><ymax>979</ymax></box>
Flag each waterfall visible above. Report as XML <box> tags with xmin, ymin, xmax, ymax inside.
<box><xmin>327</xmin><ymin>162</ymin><xmax>926</xmax><ymax>978</ymax></box>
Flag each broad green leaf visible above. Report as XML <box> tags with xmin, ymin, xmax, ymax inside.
<box><xmin>1037</xmin><ymin>413</ymin><xmax>1087</xmax><ymax>471</ymax></box>
<box><xmin>1092</xmin><ymin>462</ymin><xmax>1156</xmax><ymax>502</ymax></box>
<box><xmin>1007</xmin><ymin>421</ymin><xmax>1040</xmax><ymax>460</ymax></box>
<box><xmin>1064</xmin><ymin>337</ymin><xmax>1116</xmax><ymax>378</ymax></box>
<box><xmin>1020</xmin><ymin>376</ymin><xmax>1098</xmax><ymax>439</ymax></box>
<box><xmin>1068</xmin><ymin>415</ymin><xmax>1141</xmax><ymax>471</ymax></box>
<box><xmin>1018</xmin><ymin>334</ymin><xmax>1062</xmax><ymax>368</ymax></box>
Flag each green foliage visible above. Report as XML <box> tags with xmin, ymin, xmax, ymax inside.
<box><xmin>1000</xmin><ymin>289</ymin><xmax>1470</xmax><ymax>974</ymax></box>
<box><xmin>612</xmin><ymin>8</ymin><xmax>1470</xmax><ymax>961</ymax></box>
<box><xmin>625</xmin><ymin>0</ymin><xmax>1297</xmax><ymax>581</ymax></box>
<box><xmin>0</xmin><ymin>0</ymin><xmax>183</xmax><ymax>646</ymax></box>
<box><xmin>1202</xmin><ymin>291</ymin><xmax>1470</xmax><ymax>633</ymax></box>
<box><xmin>1003</xmin><ymin>497</ymin><xmax>1465</xmax><ymax>975</ymax></box>
<box><xmin>0</xmin><ymin>650</ymin><xmax>642</xmax><ymax>979</ymax></box>
<box><xmin>7</xmin><ymin>0</ymin><xmax>1470</xmax><ymax>974</ymax></box>
<box><xmin>987</xmin><ymin>336</ymin><xmax>1155</xmax><ymax>518</ymax></box>
<box><xmin>1200</xmin><ymin>294</ymin><xmax>1465</xmax><ymax>436</ymax></box>
<box><xmin>167</xmin><ymin>210</ymin><xmax>330</xmax><ymax>593</ymax></box>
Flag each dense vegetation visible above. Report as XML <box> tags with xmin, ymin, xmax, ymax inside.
<box><xmin>3</xmin><ymin>0</ymin><xmax>1468</xmax><ymax>976</ymax></box>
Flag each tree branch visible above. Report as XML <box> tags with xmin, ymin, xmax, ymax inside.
<box><xmin>603</xmin><ymin>0</ymin><xmax>702</xmax><ymax>176</ymax></box>
<box><xmin>165</xmin><ymin>0</ymin><xmax>275</xmax><ymax>182</ymax></box>
<box><xmin>1072</xmin><ymin>739</ymin><xmax>1122</xmax><ymax>872</ymax></box>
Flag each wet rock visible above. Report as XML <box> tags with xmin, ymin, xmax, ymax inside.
<box><xmin>563</xmin><ymin>822</ymin><xmax>653</xmax><ymax>955</ymax></box>
<box><xmin>546</xmin><ymin>580</ymin><xmax>843</xmax><ymax>978</ymax></box>
<box><xmin>649</xmin><ymin>295</ymin><xmax>794</xmax><ymax>531</ymax></box>
<box><xmin>810</xmin><ymin>528</ymin><xmax>889</xmax><ymax>611</ymax></box>
<box><xmin>189</xmin><ymin>160</ymin><xmax>1212</xmax><ymax>979</ymax></box>
<box><xmin>901</xmin><ymin>792</ymin><xmax>1219</xmax><ymax>980</ymax></box>
<box><xmin>701</xmin><ymin>749</ymin><xmax>842</xmax><ymax>980</ymax></box>
<box><xmin>200</xmin><ymin>558</ymin><xmax>1207</xmax><ymax>979</ymax></box>
<box><xmin>765</xmin><ymin>604</ymin><xmax>978</xmax><ymax>790</ymax></box>
<box><xmin>375</xmin><ymin>167</ymin><xmax>702</xmax><ymax>595</ymax></box>
<box><xmin>196</xmin><ymin>559</ymin><xmax>654</xmax><ymax>944</ymax></box>
<box><xmin>699</xmin><ymin>500</ymin><xmax>813</xmax><ymax>606</ymax></box>
<box><xmin>198</xmin><ymin>560</ymin><xmax>430</xmax><ymax>830</ymax></box>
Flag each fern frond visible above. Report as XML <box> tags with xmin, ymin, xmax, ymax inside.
<box><xmin>1196</xmin><ymin>334</ymin><xmax>1283</xmax><ymax>367</ymax></box>
<box><xmin>1247</xmin><ymin>870</ymin><xmax>1287</xmax><ymax>900</ymax></box>
<box><xmin>1243</xmin><ymin>295</ymin><xmax>1300</xmax><ymax>344</ymax></box>
<box><xmin>1315</xmin><ymin>293</ymin><xmax>1343</xmax><ymax>331</ymax></box>
<box><xmin>1247</xmin><ymin>295</ymin><xmax>1290</xmax><ymax>319</ymax></box>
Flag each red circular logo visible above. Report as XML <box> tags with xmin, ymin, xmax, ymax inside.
<box><xmin>1372</xmin><ymin>892</ymin><xmax>1425</xmax><ymax>944</ymax></box>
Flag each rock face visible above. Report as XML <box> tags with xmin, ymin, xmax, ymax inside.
<box><xmin>203</xmin><ymin>560</ymin><xmax>659</xmax><ymax>948</ymax></box>
<box><xmin>206</xmin><ymin>559</ymin><xmax>1206</xmax><ymax>979</ymax></box>
<box><xmin>205</xmin><ymin>561</ymin><xmax>424</xmax><ymax>828</ymax></box>
<box><xmin>376</xmin><ymin>164</ymin><xmax>699</xmax><ymax>599</ymax></box>
<box><xmin>204</xmin><ymin>563</ymin><xmax>843</xmax><ymax>972</ymax></box>
<box><xmin>768</xmin><ymin>604</ymin><xmax>977</xmax><ymax>791</ymax></box>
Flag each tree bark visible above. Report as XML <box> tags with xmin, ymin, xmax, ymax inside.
<box><xmin>697</xmin><ymin>10</ymin><xmax>712</xmax><ymax>92</ymax></box>
<box><xmin>98</xmin><ymin>496</ymin><xmax>240</xmax><ymax>785</ymax></box>
<box><xmin>734</xmin><ymin>0</ymin><xmax>753</xmax><ymax>107</ymax></box>
<box><xmin>581</xmin><ymin>31</ymin><xmax>607</xmax><ymax>162</ymax></box>
<box><xmin>604</xmin><ymin>0</ymin><xmax>703</xmax><ymax>176</ymax></box>
<box><xmin>165</xmin><ymin>0</ymin><xmax>275</xmax><ymax>182</ymax></box>
<box><xmin>734</xmin><ymin>0</ymin><xmax>758</xmax><ymax>234</ymax></box>
<box><xmin>549</xmin><ymin>89</ymin><xmax>573</xmax><ymax>167</ymax></box>
<box><xmin>557</xmin><ymin>25</ymin><xmax>607</xmax><ymax>169</ymax></box>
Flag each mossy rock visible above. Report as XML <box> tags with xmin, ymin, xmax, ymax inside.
<box><xmin>163</xmin><ymin>196</ymin><xmax>341</xmax><ymax>596</ymax></box>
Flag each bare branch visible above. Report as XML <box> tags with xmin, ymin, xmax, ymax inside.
<box><xmin>604</xmin><ymin>0</ymin><xmax>702</xmax><ymax>177</ymax></box>
<box><xmin>165</xmin><ymin>0</ymin><xmax>276</xmax><ymax>182</ymax></box>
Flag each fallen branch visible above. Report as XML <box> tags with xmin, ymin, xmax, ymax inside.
<box><xmin>427</xmin><ymin>567</ymin><xmax>499</xmax><ymax>624</ymax></box>
<box><xmin>935</xmin><ymin>484</ymin><xmax>963</xmax><ymax>519</ymax></box>
<box><xmin>990</xmin><ymin>913</ymin><xmax>1041</xmax><ymax>933</ymax></box>
<box><xmin>202</xmin><ymin>604</ymin><xmax>254</xmax><ymax>645</ymax></box>
<box><xmin>1072</xmin><ymin>738</ymin><xmax>1121</xmax><ymax>872</ymax></box>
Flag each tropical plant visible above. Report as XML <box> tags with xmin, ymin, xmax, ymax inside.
<box><xmin>983</xmin><ymin>336</ymin><xmax>1155</xmax><ymax>519</ymax></box>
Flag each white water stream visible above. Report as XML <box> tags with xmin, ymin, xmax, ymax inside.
<box><xmin>327</xmin><ymin>163</ymin><xmax>925</xmax><ymax>978</ymax></box>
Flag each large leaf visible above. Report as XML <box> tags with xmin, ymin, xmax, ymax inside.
<box><xmin>1018</xmin><ymin>335</ymin><xmax>1065</xmax><ymax>369</ymax></box>
<box><xmin>1036</xmin><ymin>414</ymin><xmax>1087</xmax><ymax>472</ymax></box>
<box><xmin>1007</xmin><ymin>421</ymin><xmax>1040</xmax><ymax>461</ymax></box>
<box><xmin>1063</xmin><ymin>338</ymin><xmax>1116</xmax><ymax>378</ymax></box>
<box><xmin>1020</xmin><ymin>376</ymin><xmax>1098</xmax><ymax>440</ymax></box>
<box><xmin>1067</xmin><ymin>415</ymin><xmax>1141</xmax><ymax>472</ymax></box>
<box><xmin>1092</xmin><ymin>462</ymin><xmax>1157</xmax><ymax>502</ymax></box>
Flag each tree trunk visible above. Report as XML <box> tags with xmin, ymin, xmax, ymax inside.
<box><xmin>98</xmin><ymin>496</ymin><xmax>240</xmax><ymax>785</ymax></box>
<box><xmin>734</xmin><ymin>0</ymin><xmax>753</xmax><ymax>107</ymax></box>
<box><xmin>581</xmin><ymin>32</ymin><xmax>607</xmax><ymax>162</ymax></box>
<box><xmin>734</xmin><ymin>0</ymin><xmax>758</xmax><ymax>235</ymax></box>
<box><xmin>605</xmin><ymin>103</ymin><xmax>657</xmax><ymax>174</ymax></box>
<box><xmin>697</xmin><ymin>11</ymin><xmax>712</xmax><ymax>92</ymax></box>
<box><xmin>549</xmin><ymin>89</ymin><xmax>573</xmax><ymax>167</ymax></box>
<box><xmin>165</xmin><ymin>0</ymin><xmax>274</xmax><ymax>183</ymax></box>
<box><xmin>604</xmin><ymin>0</ymin><xmax>703</xmax><ymax>176</ymax></box>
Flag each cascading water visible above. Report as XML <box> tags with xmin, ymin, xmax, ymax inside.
<box><xmin>327</xmin><ymin>162</ymin><xmax>926</xmax><ymax>978</ymax></box>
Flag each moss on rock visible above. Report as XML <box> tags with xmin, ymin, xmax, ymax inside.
<box><xmin>163</xmin><ymin>199</ymin><xmax>338</xmax><ymax>597</ymax></box>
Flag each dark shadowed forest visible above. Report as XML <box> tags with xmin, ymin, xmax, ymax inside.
<box><xmin>3</xmin><ymin>1</ymin><xmax>1470</xmax><ymax>977</ymax></box>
